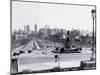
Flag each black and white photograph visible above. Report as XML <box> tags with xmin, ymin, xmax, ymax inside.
<box><xmin>11</xmin><ymin>0</ymin><xmax>96</xmax><ymax>75</ymax></box>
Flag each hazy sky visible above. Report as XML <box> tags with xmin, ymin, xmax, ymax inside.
<box><xmin>12</xmin><ymin>1</ymin><xmax>95</xmax><ymax>32</ymax></box>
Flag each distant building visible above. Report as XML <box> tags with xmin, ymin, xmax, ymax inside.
<box><xmin>35</xmin><ymin>24</ymin><xmax>37</xmax><ymax>34</ymax></box>
<box><xmin>13</xmin><ymin>29</ymin><xmax>28</xmax><ymax>40</ymax></box>
<box><xmin>24</xmin><ymin>25</ymin><xmax>30</xmax><ymax>34</ymax></box>
<box><xmin>15</xmin><ymin>34</ymin><xmax>28</xmax><ymax>40</ymax></box>
<box><xmin>12</xmin><ymin>29</ymin><xmax>17</xmax><ymax>35</ymax></box>
<box><xmin>18</xmin><ymin>29</ymin><xmax>24</xmax><ymax>35</ymax></box>
<box><xmin>38</xmin><ymin>25</ymin><xmax>51</xmax><ymax>39</ymax></box>
<box><xmin>70</xmin><ymin>29</ymin><xmax>80</xmax><ymax>45</ymax></box>
<box><xmin>51</xmin><ymin>28</ymin><xmax>61</xmax><ymax>35</ymax></box>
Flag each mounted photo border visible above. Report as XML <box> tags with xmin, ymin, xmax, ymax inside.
<box><xmin>10</xmin><ymin>0</ymin><xmax>96</xmax><ymax>75</ymax></box>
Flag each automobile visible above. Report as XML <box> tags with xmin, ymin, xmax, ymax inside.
<box><xmin>19</xmin><ymin>51</ymin><xmax>25</xmax><ymax>54</ymax></box>
<box><xmin>28</xmin><ymin>50</ymin><xmax>32</xmax><ymax>53</ymax></box>
<box><xmin>13</xmin><ymin>52</ymin><xmax>20</xmax><ymax>56</ymax></box>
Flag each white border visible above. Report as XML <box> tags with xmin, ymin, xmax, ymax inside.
<box><xmin>0</xmin><ymin>0</ymin><xmax>100</xmax><ymax>75</ymax></box>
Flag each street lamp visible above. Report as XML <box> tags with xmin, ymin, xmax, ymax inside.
<box><xmin>91</xmin><ymin>9</ymin><xmax>96</xmax><ymax>61</ymax></box>
<box><xmin>91</xmin><ymin>9</ymin><xmax>96</xmax><ymax>19</ymax></box>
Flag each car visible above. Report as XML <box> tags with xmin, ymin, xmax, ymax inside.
<box><xmin>28</xmin><ymin>50</ymin><xmax>32</xmax><ymax>53</ymax></box>
<box><xmin>13</xmin><ymin>52</ymin><xmax>19</xmax><ymax>56</ymax></box>
<box><xmin>19</xmin><ymin>51</ymin><xmax>25</xmax><ymax>54</ymax></box>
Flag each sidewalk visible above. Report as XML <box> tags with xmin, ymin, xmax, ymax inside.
<box><xmin>18</xmin><ymin>60</ymin><xmax>81</xmax><ymax>72</ymax></box>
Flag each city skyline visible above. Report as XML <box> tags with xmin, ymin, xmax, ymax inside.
<box><xmin>12</xmin><ymin>24</ymin><xmax>93</xmax><ymax>36</ymax></box>
<box><xmin>12</xmin><ymin>1</ymin><xmax>95</xmax><ymax>32</ymax></box>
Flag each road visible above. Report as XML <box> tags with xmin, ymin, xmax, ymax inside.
<box><xmin>12</xmin><ymin>38</ymin><xmax>42</xmax><ymax>52</ymax></box>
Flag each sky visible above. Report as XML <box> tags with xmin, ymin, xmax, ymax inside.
<box><xmin>12</xmin><ymin>1</ymin><xmax>95</xmax><ymax>32</ymax></box>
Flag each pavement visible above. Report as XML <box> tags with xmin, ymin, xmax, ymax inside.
<box><xmin>18</xmin><ymin>60</ymin><xmax>81</xmax><ymax>72</ymax></box>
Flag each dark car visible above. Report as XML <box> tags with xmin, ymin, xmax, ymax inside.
<box><xmin>19</xmin><ymin>51</ymin><xmax>25</xmax><ymax>54</ymax></box>
<box><xmin>13</xmin><ymin>52</ymin><xmax>19</xmax><ymax>56</ymax></box>
<box><xmin>28</xmin><ymin>50</ymin><xmax>32</xmax><ymax>53</ymax></box>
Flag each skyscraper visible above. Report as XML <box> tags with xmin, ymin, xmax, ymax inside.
<box><xmin>24</xmin><ymin>25</ymin><xmax>30</xmax><ymax>34</ymax></box>
<box><xmin>35</xmin><ymin>24</ymin><xmax>37</xmax><ymax>34</ymax></box>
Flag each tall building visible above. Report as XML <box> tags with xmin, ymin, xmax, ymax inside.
<box><xmin>24</xmin><ymin>25</ymin><xmax>30</xmax><ymax>34</ymax></box>
<box><xmin>35</xmin><ymin>24</ymin><xmax>37</xmax><ymax>34</ymax></box>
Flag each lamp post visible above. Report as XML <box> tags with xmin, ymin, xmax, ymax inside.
<box><xmin>91</xmin><ymin>9</ymin><xmax>96</xmax><ymax>61</ymax></box>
